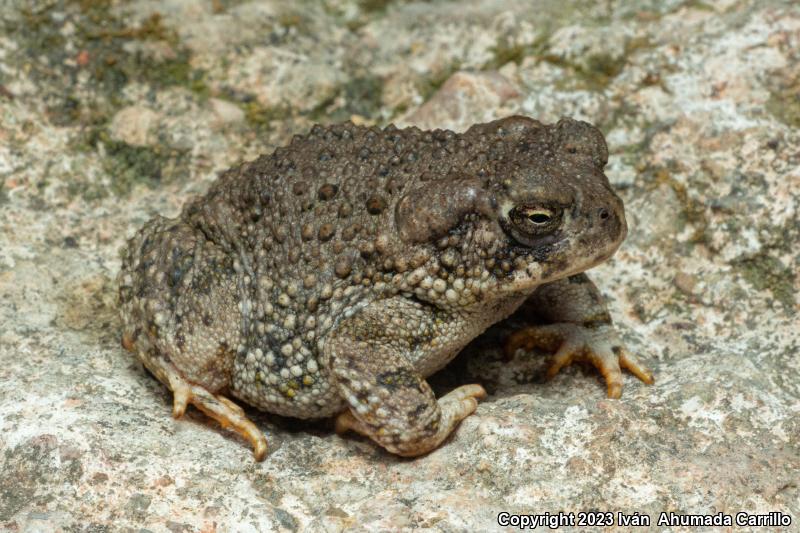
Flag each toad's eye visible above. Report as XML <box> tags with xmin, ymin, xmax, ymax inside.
<box><xmin>527</xmin><ymin>210</ymin><xmax>552</xmax><ymax>224</ymax></box>
<box><xmin>508</xmin><ymin>205</ymin><xmax>563</xmax><ymax>238</ymax></box>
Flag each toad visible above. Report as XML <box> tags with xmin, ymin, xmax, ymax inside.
<box><xmin>118</xmin><ymin>116</ymin><xmax>653</xmax><ymax>460</ymax></box>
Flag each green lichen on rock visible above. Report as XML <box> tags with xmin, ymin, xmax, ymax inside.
<box><xmin>69</xmin><ymin>128</ymin><xmax>190</xmax><ymax>199</ymax></box>
<box><xmin>313</xmin><ymin>75</ymin><xmax>385</xmax><ymax>122</ymax></box>
<box><xmin>102</xmin><ymin>140</ymin><xmax>175</xmax><ymax>196</ymax></box>
<box><xmin>547</xmin><ymin>36</ymin><xmax>653</xmax><ymax>91</ymax></box>
<box><xmin>647</xmin><ymin>164</ymin><xmax>711</xmax><ymax>246</ymax></box>
<box><xmin>486</xmin><ymin>33</ymin><xmax>551</xmax><ymax>70</ymax></box>
<box><xmin>237</xmin><ymin>74</ymin><xmax>385</xmax><ymax>131</ymax></box>
<box><xmin>733</xmin><ymin>253</ymin><xmax>796</xmax><ymax>312</ymax></box>
<box><xmin>8</xmin><ymin>2</ymin><xmax>206</xmax><ymax>113</ymax></box>
<box><xmin>415</xmin><ymin>62</ymin><xmax>463</xmax><ymax>102</ymax></box>
<box><xmin>765</xmin><ymin>67</ymin><xmax>800</xmax><ymax>128</ymax></box>
<box><xmin>4</xmin><ymin>2</ymin><xmax>206</xmax><ymax>198</ymax></box>
<box><xmin>241</xmin><ymin>101</ymin><xmax>295</xmax><ymax>134</ymax></box>
<box><xmin>359</xmin><ymin>0</ymin><xmax>395</xmax><ymax>15</ymax></box>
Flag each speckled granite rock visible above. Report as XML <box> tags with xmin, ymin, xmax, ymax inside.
<box><xmin>1</xmin><ymin>0</ymin><xmax>798</xmax><ymax>531</ymax></box>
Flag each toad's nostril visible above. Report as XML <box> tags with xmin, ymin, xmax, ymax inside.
<box><xmin>598</xmin><ymin>208</ymin><xmax>610</xmax><ymax>221</ymax></box>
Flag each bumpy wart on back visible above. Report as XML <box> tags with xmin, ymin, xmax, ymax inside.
<box><xmin>118</xmin><ymin>116</ymin><xmax>653</xmax><ymax>460</ymax></box>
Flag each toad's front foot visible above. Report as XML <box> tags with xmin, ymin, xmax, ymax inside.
<box><xmin>505</xmin><ymin>323</ymin><xmax>654</xmax><ymax>398</ymax></box>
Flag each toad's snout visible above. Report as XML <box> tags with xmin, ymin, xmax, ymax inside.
<box><xmin>595</xmin><ymin>196</ymin><xmax>627</xmax><ymax>245</ymax></box>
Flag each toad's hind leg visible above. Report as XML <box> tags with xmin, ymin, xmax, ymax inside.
<box><xmin>119</xmin><ymin>218</ymin><xmax>267</xmax><ymax>460</ymax></box>
<box><xmin>125</xmin><ymin>340</ymin><xmax>268</xmax><ymax>461</ymax></box>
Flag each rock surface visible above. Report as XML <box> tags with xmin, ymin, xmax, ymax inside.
<box><xmin>0</xmin><ymin>0</ymin><xmax>798</xmax><ymax>531</ymax></box>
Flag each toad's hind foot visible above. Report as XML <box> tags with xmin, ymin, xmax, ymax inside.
<box><xmin>143</xmin><ymin>357</ymin><xmax>268</xmax><ymax>461</ymax></box>
<box><xmin>505</xmin><ymin>323</ymin><xmax>654</xmax><ymax>399</ymax></box>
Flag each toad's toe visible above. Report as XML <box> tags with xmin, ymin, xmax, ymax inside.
<box><xmin>506</xmin><ymin>323</ymin><xmax>653</xmax><ymax>398</ymax></box>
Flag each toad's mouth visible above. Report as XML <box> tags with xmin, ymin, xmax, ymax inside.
<box><xmin>496</xmin><ymin>232</ymin><xmax>624</xmax><ymax>294</ymax></box>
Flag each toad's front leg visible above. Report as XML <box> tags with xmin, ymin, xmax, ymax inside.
<box><xmin>505</xmin><ymin>273</ymin><xmax>654</xmax><ymax>398</ymax></box>
<box><xmin>327</xmin><ymin>300</ymin><xmax>486</xmax><ymax>457</ymax></box>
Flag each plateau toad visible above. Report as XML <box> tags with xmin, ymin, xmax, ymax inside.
<box><xmin>118</xmin><ymin>116</ymin><xmax>653</xmax><ymax>460</ymax></box>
